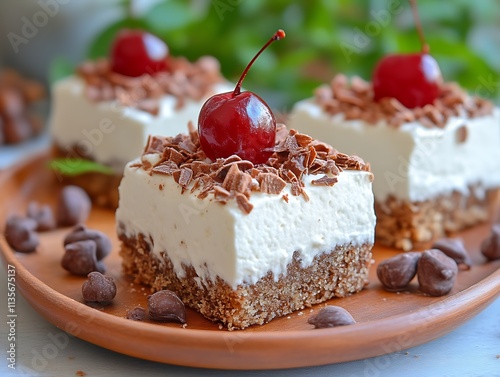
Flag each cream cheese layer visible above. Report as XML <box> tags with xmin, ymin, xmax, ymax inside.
<box><xmin>289</xmin><ymin>100</ymin><xmax>500</xmax><ymax>202</ymax></box>
<box><xmin>50</xmin><ymin>76</ymin><xmax>234</xmax><ymax>171</ymax></box>
<box><xmin>116</xmin><ymin>161</ymin><xmax>375</xmax><ymax>289</ymax></box>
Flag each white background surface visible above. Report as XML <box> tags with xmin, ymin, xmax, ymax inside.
<box><xmin>0</xmin><ymin>263</ymin><xmax>498</xmax><ymax>377</ymax></box>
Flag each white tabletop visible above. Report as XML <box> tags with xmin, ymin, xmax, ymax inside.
<box><xmin>0</xmin><ymin>262</ymin><xmax>498</xmax><ymax>377</ymax></box>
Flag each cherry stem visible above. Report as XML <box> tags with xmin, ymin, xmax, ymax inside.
<box><xmin>409</xmin><ymin>0</ymin><xmax>429</xmax><ymax>54</ymax></box>
<box><xmin>232</xmin><ymin>29</ymin><xmax>286</xmax><ymax>97</ymax></box>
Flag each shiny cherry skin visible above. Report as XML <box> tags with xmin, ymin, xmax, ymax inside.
<box><xmin>110</xmin><ymin>29</ymin><xmax>168</xmax><ymax>77</ymax></box>
<box><xmin>198</xmin><ymin>91</ymin><xmax>275</xmax><ymax>164</ymax></box>
<box><xmin>372</xmin><ymin>53</ymin><xmax>441</xmax><ymax>108</ymax></box>
<box><xmin>198</xmin><ymin>30</ymin><xmax>285</xmax><ymax>164</ymax></box>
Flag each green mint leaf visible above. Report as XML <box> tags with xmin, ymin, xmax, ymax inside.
<box><xmin>49</xmin><ymin>56</ymin><xmax>74</xmax><ymax>84</ymax></box>
<box><xmin>49</xmin><ymin>158</ymin><xmax>115</xmax><ymax>176</ymax></box>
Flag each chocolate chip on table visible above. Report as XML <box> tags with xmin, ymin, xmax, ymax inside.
<box><xmin>417</xmin><ymin>249</ymin><xmax>458</xmax><ymax>296</ymax></box>
<box><xmin>64</xmin><ymin>224</ymin><xmax>112</xmax><ymax>260</ymax></box>
<box><xmin>480</xmin><ymin>224</ymin><xmax>500</xmax><ymax>261</ymax></box>
<box><xmin>376</xmin><ymin>252</ymin><xmax>421</xmax><ymax>291</ymax></box>
<box><xmin>61</xmin><ymin>240</ymin><xmax>105</xmax><ymax>276</ymax></box>
<box><xmin>148</xmin><ymin>290</ymin><xmax>186</xmax><ymax>323</ymax></box>
<box><xmin>126</xmin><ymin>307</ymin><xmax>146</xmax><ymax>321</ymax></box>
<box><xmin>26</xmin><ymin>201</ymin><xmax>56</xmax><ymax>232</ymax></box>
<box><xmin>81</xmin><ymin>272</ymin><xmax>116</xmax><ymax>304</ymax></box>
<box><xmin>56</xmin><ymin>186</ymin><xmax>91</xmax><ymax>227</ymax></box>
<box><xmin>307</xmin><ymin>306</ymin><xmax>356</xmax><ymax>329</ymax></box>
<box><xmin>431</xmin><ymin>238</ymin><xmax>471</xmax><ymax>269</ymax></box>
<box><xmin>4</xmin><ymin>215</ymin><xmax>39</xmax><ymax>253</ymax></box>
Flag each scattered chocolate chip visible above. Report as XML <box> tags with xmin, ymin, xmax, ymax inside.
<box><xmin>64</xmin><ymin>224</ymin><xmax>112</xmax><ymax>260</ymax></box>
<box><xmin>431</xmin><ymin>238</ymin><xmax>471</xmax><ymax>269</ymax></box>
<box><xmin>148</xmin><ymin>290</ymin><xmax>186</xmax><ymax>323</ymax></box>
<box><xmin>307</xmin><ymin>306</ymin><xmax>356</xmax><ymax>329</ymax></box>
<box><xmin>56</xmin><ymin>186</ymin><xmax>91</xmax><ymax>227</ymax></box>
<box><xmin>480</xmin><ymin>224</ymin><xmax>500</xmax><ymax>261</ymax></box>
<box><xmin>61</xmin><ymin>240</ymin><xmax>105</xmax><ymax>276</ymax></box>
<box><xmin>126</xmin><ymin>307</ymin><xmax>146</xmax><ymax>321</ymax></box>
<box><xmin>377</xmin><ymin>252</ymin><xmax>421</xmax><ymax>291</ymax></box>
<box><xmin>26</xmin><ymin>201</ymin><xmax>56</xmax><ymax>231</ymax></box>
<box><xmin>417</xmin><ymin>249</ymin><xmax>458</xmax><ymax>296</ymax></box>
<box><xmin>4</xmin><ymin>215</ymin><xmax>39</xmax><ymax>253</ymax></box>
<box><xmin>81</xmin><ymin>272</ymin><xmax>116</xmax><ymax>303</ymax></box>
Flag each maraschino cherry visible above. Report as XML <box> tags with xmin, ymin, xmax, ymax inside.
<box><xmin>110</xmin><ymin>29</ymin><xmax>168</xmax><ymax>77</ymax></box>
<box><xmin>372</xmin><ymin>0</ymin><xmax>441</xmax><ymax>108</ymax></box>
<box><xmin>198</xmin><ymin>30</ymin><xmax>285</xmax><ymax>164</ymax></box>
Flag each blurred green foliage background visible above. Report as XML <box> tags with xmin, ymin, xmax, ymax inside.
<box><xmin>81</xmin><ymin>0</ymin><xmax>500</xmax><ymax>111</ymax></box>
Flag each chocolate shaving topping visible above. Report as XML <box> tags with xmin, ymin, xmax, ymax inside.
<box><xmin>257</xmin><ymin>173</ymin><xmax>287</xmax><ymax>194</ymax></box>
<box><xmin>76</xmin><ymin>56</ymin><xmax>224</xmax><ymax>114</ymax></box>
<box><xmin>315</xmin><ymin>74</ymin><xmax>494</xmax><ymax>128</ymax></box>
<box><xmin>311</xmin><ymin>175</ymin><xmax>338</xmax><ymax>186</ymax></box>
<box><xmin>140</xmin><ymin>124</ymin><xmax>370</xmax><ymax>213</ymax></box>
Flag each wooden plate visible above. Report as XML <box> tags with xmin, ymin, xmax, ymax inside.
<box><xmin>1</xmin><ymin>151</ymin><xmax>499</xmax><ymax>370</ymax></box>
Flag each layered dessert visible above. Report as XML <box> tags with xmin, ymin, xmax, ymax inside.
<box><xmin>289</xmin><ymin>75</ymin><xmax>500</xmax><ymax>249</ymax></box>
<box><xmin>116</xmin><ymin>125</ymin><xmax>376</xmax><ymax>329</ymax></box>
<box><xmin>50</xmin><ymin>30</ymin><xmax>233</xmax><ymax>207</ymax></box>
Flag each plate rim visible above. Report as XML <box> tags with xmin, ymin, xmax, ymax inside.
<box><xmin>1</xmin><ymin>150</ymin><xmax>500</xmax><ymax>370</ymax></box>
<box><xmin>2</xmin><ymin>235</ymin><xmax>499</xmax><ymax>370</ymax></box>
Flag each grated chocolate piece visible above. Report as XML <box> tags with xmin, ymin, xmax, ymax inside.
<box><xmin>315</xmin><ymin>74</ymin><xmax>494</xmax><ymax>128</ymax></box>
<box><xmin>257</xmin><ymin>173</ymin><xmax>287</xmax><ymax>194</ymax></box>
<box><xmin>311</xmin><ymin>175</ymin><xmax>338</xmax><ymax>186</ymax></box>
<box><xmin>76</xmin><ymin>55</ymin><xmax>224</xmax><ymax>113</ymax></box>
<box><xmin>140</xmin><ymin>127</ymin><xmax>369</xmax><ymax>214</ymax></box>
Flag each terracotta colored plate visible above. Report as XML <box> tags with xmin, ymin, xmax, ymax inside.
<box><xmin>1</xmin><ymin>152</ymin><xmax>499</xmax><ymax>370</ymax></box>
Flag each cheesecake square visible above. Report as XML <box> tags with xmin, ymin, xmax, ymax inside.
<box><xmin>289</xmin><ymin>75</ymin><xmax>500</xmax><ymax>250</ymax></box>
<box><xmin>116</xmin><ymin>126</ymin><xmax>375</xmax><ymax>329</ymax></box>
<box><xmin>50</xmin><ymin>56</ymin><xmax>232</xmax><ymax>207</ymax></box>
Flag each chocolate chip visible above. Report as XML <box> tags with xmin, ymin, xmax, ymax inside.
<box><xmin>82</xmin><ymin>272</ymin><xmax>116</xmax><ymax>303</ymax></box>
<box><xmin>417</xmin><ymin>249</ymin><xmax>458</xmax><ymax>296</ymax></box>
<box><xmin>61</xmin><ymin>240</ymin><xmax>105</xmax><ymax>276</ymax></box>
<box><xmin>480</xmin><ymin>224</ymin><xmax>500</xmax><ymax>261</ymax></box>
<box><xmin>126</xmin><ymin>307</ymin><xmax>146</xmax><ymax>321</ymax></box>
<box><xmin>307</xmin><ymin>306</ymin><xmax>356</xmax><ymax>329</ymax></box>
<box><xmin>26</xmin><ymin>201</ymin><xmax>56</xmax><ymax>232</ymax></box>
<box><xmin>4</xmin><ymin>215</ymin><xmax>39</xmax><ymax>253</ymax></box>
<box><xmin>432</xmin><ymin>238</ymin><xmax>471</xmax><ymax>269</ymax></box>
<box><xmin>56</xmin><ymin>186</ymin><xmax>91</xmax><ymax>227</ymax></box>
<box><xmin>377</xmin><ymin>252</ymin><xmax>421</xmax><ymax>291</ymax></box>
<box><xmin>64</xmin><ymin>224</ymin><xmax>112</xmax><ymax>260</ymax></box>
<box><xmin>148</xmin><ymin>290</ymin><xmax>186</xmax><ymax>323</ymax></box>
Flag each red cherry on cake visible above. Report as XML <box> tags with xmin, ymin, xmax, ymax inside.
<box><xmin>372</xmin><ymin>0</ymin><xmax>441</xmax><ymax>108</ymax></box>
<box><xmin>110</xmin><ymin>29</ymin><xmax>168</xmax><ymax>77</ymax></box>
<box><xmin>198</xmin><ymin>30</ymin><xmax>285</xmax><ymax>164</ymax></box>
